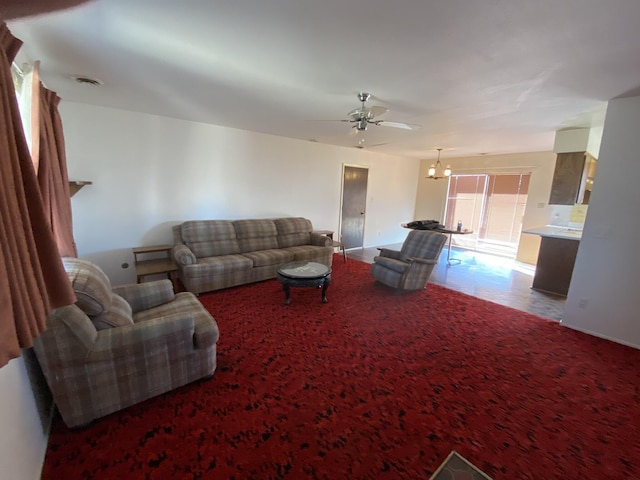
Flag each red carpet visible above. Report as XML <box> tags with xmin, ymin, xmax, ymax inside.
<box><xmin>42</xmin><ymin>255</ymin><xmax>640</xmax><ymax>479</ymax></box>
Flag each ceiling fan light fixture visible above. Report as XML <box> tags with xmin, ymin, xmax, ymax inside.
<box><xmin>427</xmin><ymin>148</ymin><xmax>452</xmax><ymax>180</ymax></box>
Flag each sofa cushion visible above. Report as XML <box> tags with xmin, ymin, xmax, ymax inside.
<box><xmin>183</xmin><ymin>254</ymin><xmax>253</xmax><ymax>278</ymax></box>
<box><xmin>91</xmin><ymin>293</ymin><xmax>134</xmax><ymax>330</ymax></box>
<box><xmin>112</xmin><ymin>280</ymin><xmax>175</xmax><ymax>314</ymax></box>
<box><xmin>62</xmin><ymin>257</ymin><xmax>112</xmax><ymax>316</ymax></box>
<box><xmin>372</xmin><ymin>256</ymin><xmax>408</xmax><ymax>273</ymax></box>
<box><xmin>274</xmin><ymin>217</ymin><xmax>312</xmax><ymax>248</ymax></box>
<box><xmin>181</xmin><ymin>220</ymin><xmax>240</xmax><ymax>257</ymax></box>
<box><xmin>233</xmin><ymin>219</ymin><xmax>279</xmax><ymax>253</ymax></box>
<box><xmin>273</xmin><ymin>217</ymin><xmax>312</xmax><ymax>235</ymax></box>
<box><xmin>242</xmin><ymin>249</ymin><xmax>294</xmax><ymax>268</ymax></box>
<box><xmin>284</xmin><ymin>245</ymin><xmax>332</xmax><ymax>264</ymax></box>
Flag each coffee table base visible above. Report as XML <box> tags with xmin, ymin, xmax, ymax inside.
<box><xmin>277</xmin><ymin>274</ymin><xmax>331</xmax><ymax>305</ymax></box>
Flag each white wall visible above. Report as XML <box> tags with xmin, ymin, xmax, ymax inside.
<box><xmin>0</xmin><ymin>358</ymin><xmax>49</xmax><ymax>480</ymax></box>
<box><xmin>414</xmin><ymin>151</ymin><xmax>557</xmax><ymax>264</ymax></box>
<box><xmin>1</xmin><ymin>98</ymin><xmax>635</xmax><ymax>480</ymax></box>
<box><xmin>60</xmin><ymin>102</ymin><xmax>420</xmax><ymax>285</ymax></box>
<box><xmin>562</xmin><ymin>96</ymin><xmax>640</xmax><ymax>348</ymax></box>
<box><xmin>0</xmin><ymin>102</ymin><xmax>419</xmax><ymax>479</ymax></box>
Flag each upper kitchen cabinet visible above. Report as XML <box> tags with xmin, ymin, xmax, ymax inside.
<box><xmin>577</xmin><ymin>154</ymin><xmax>597</xmax><ymax>205</ymax></box>
<box><xmin>550</xmin><ymin>126</ymin><xmax>602</xmax><ymax>205</ymax></box>
<box><xmin>549</xmin><ymin>152</ymin><xmax>586</xmax><ymax>205</ymax></box>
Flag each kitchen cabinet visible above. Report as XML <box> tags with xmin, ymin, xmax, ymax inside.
<box><xmin>576</xmin><ymin>155</ymin><xmax>597</xmax><ymax>205</ymax></box>
<box><xmin>549</xmin><ymin>152</ymin><xmax>586</xmax><ymax>205</ymax></box>
<box><xmin>548</xmin><ymin>152</ymin><xmax>597</xmax><ymax>205</ymax></box>
<box><xmin>532</xmin><ymin>236</ymin><xmax>579</xmax><ymax>296</ymax></box>
<box><xmin>522</xmin><ymin>226</ymin><xmax>582</xmax><ymax>297</ymax></box>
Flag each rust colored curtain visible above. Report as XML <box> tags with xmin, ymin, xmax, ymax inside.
<box><xmin>1</xmin><ymin>0</ymin><xmax>91</xmax><ymax>20</ymax></box>
<box><xmin>0</xmin><ymin>22</ymin><xmax>75</xmax><ymax>368</ymax></box>
<box><xmin>38</xmin><ymin>84</ymin><xmax>77</xmax><ymax>257</ymax></box>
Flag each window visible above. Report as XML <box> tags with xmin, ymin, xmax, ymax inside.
<box><xmin>11</xmin><ymin>61</ymin><xmax>38</xmax><ymax>164</ymax></box>
<box><xmin>444</xmin><ymin>173</ymin><xmax>530</xmax><ymax>258</ymax></box>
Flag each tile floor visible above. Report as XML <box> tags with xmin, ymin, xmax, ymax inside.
<box><xmin>346</xmin><ymin>243</ymin><xmax>566</xmax><ymax>321</ymax></box>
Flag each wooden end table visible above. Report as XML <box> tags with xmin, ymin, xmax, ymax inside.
<box><xmin>313</xmin><ymin>230</ymin><xmax>347</xmax><ymax>262</ymax></box>
<box><xmin>133</xmin><ymin>245</ymin><xmax>178</xmax><ymax>290</ymax></box>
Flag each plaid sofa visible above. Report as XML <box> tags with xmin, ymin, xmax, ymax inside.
<box><xmin>172</xmin><ymin>217</ymin><xmax>333</xmax><ymax>294</ymax></box>
<box><xmin>370</xmin><ymin>230</ymin><xmax>447</xmax><ymax>290</ymax></box>
<box><xmin>34</xmin><ymin>257</ymin><xmax>219</xmax><ymax>428</ymax></box>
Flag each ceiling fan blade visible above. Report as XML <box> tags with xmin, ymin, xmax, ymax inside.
<box><xmin>377</xmin><ymin>120</ymin><xmax>415</xmax><ymax>130</ymax></box>
<box><xmin>347</xmin><ymin>108</ymin><xmax>364</xmax><ymax>120</ymax></box>
<box><xmin>308</xmin><ymin>119</ymin><xmax>353</xmax><ymax>123</ymax></box>
<box><xmin>367</xmin><ymin>105</ymin><xmax>389</xmax><ymax>119</ymax></box>
<box><xmin>353</xmin><ymin>142</ymin><xmax>388</xmax><ymax>149</ymax></box>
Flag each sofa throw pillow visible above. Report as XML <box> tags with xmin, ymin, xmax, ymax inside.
<box><xmin>90</xmin><ymin>293</ymin><xmax>134</xmax><ymax>330</ymax></box>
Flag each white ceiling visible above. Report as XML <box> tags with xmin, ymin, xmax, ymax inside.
<box><xmin>8</xmin><ymin>0</ymin><xmax>640</xmax><ymax>161</ymax></box>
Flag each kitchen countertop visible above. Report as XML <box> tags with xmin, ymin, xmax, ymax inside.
<box><xmin>521</xmin><ymin>225</ymin><xmax>583</xmax><ymax>240</ymax></box>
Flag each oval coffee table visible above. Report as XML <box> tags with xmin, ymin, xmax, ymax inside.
<box><xmin>277</xmin><ymin>261</ymin><xmax>331</xmax><ymax>305</ymax></box>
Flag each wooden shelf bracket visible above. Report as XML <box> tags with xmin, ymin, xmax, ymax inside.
<box><xmin>69</xmin><ymin>180</ymin><xmax>92</xmax><ymax>197</ymax></box>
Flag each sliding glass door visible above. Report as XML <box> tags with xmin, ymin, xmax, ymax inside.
<box><xmin>444</xmin><ymin>173</ymin><xmax>530</xmax><ymax>257</ymax></box>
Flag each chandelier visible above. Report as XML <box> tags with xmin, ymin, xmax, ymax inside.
<box><xmin>427</xmin><ymin>148</ymin><xmax>451</xmax><ymax>180</ymax></box>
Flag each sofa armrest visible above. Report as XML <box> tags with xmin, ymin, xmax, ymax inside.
<box><xmin>87</xmin><ymin>314</ymin><xmax>195</xmax><ymax>362</ymax></box>
<box><xmin>377</xmin><ymin>248</ymin><xmax>402</xmax><ymax>260</ymax></box>
<box><xmin>310</xmin><ymin>233</ymin><xmax>332</xmax><ymax>246</ymax></box>
<box><xmin>112</xmin><ymin>280</ymin><xmax>175</xmax><ymax>314</ymax></box>
<box><xmin>173</xmin><ymin>244</ymin><xmax>197</xmax><ymax>266</ymax></box>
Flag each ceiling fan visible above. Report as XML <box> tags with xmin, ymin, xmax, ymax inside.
<box><xmin>330</xmin><ymin>92</ymin><xmax>417</xmax><ymax>135</ymax></box>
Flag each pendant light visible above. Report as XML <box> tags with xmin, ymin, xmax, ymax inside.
<box><xmin>427</xmin><ymin>148</ymin><xmax>452</xmax><ymax>179</ymax></box>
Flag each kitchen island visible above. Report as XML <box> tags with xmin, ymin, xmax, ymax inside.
<box><xmin>522</xmin><ymin>226</ymin><xmax>582</xmax><ymax>296</ymax></box>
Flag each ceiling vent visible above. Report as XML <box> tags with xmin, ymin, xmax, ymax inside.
<box><xmin>72</xmin><ymin>75</ymin><xmax>103</xmax><ymax>86</ymax></box>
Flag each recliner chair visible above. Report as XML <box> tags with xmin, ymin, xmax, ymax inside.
<box><xmin>370</xmin><ymin>230</ymin><xmax>446</xmax><ymax>290</ymax></box>
<box><xmin>33</xmin><ymin>257</ymin><xmax>219</xmax><ymax>428</ymax></box>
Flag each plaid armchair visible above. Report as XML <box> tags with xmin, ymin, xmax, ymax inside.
<box><xmin>34</xmin><ymin>257</ymin><xmax>219</xmax><ymax>428</ymax></box>
<box><xmin>370</xmin><ymin>230</ymin><xmax>446</xmax><ymax>290</ymax></box>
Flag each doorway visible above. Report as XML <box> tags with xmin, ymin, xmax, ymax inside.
<box><xmin>340</xmin><ymin>165</ymin><xmax>369</xmax><ymax>249</ymax></box>
<box><xmin>444</xmin><ymin>173</ymin><xmax>530</xmax><ymax>257</ymax></box>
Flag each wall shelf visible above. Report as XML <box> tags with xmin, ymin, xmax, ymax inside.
<box><xmin>69</xmin><ymin>180</ymin><xmax>92</xmax><ymax>197</ymax></box>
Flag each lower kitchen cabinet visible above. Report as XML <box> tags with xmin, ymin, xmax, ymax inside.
<box><xmin>532</xmin><ymin>236</ymin><xmax>580</xmax><ymax>296</ymax></box>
